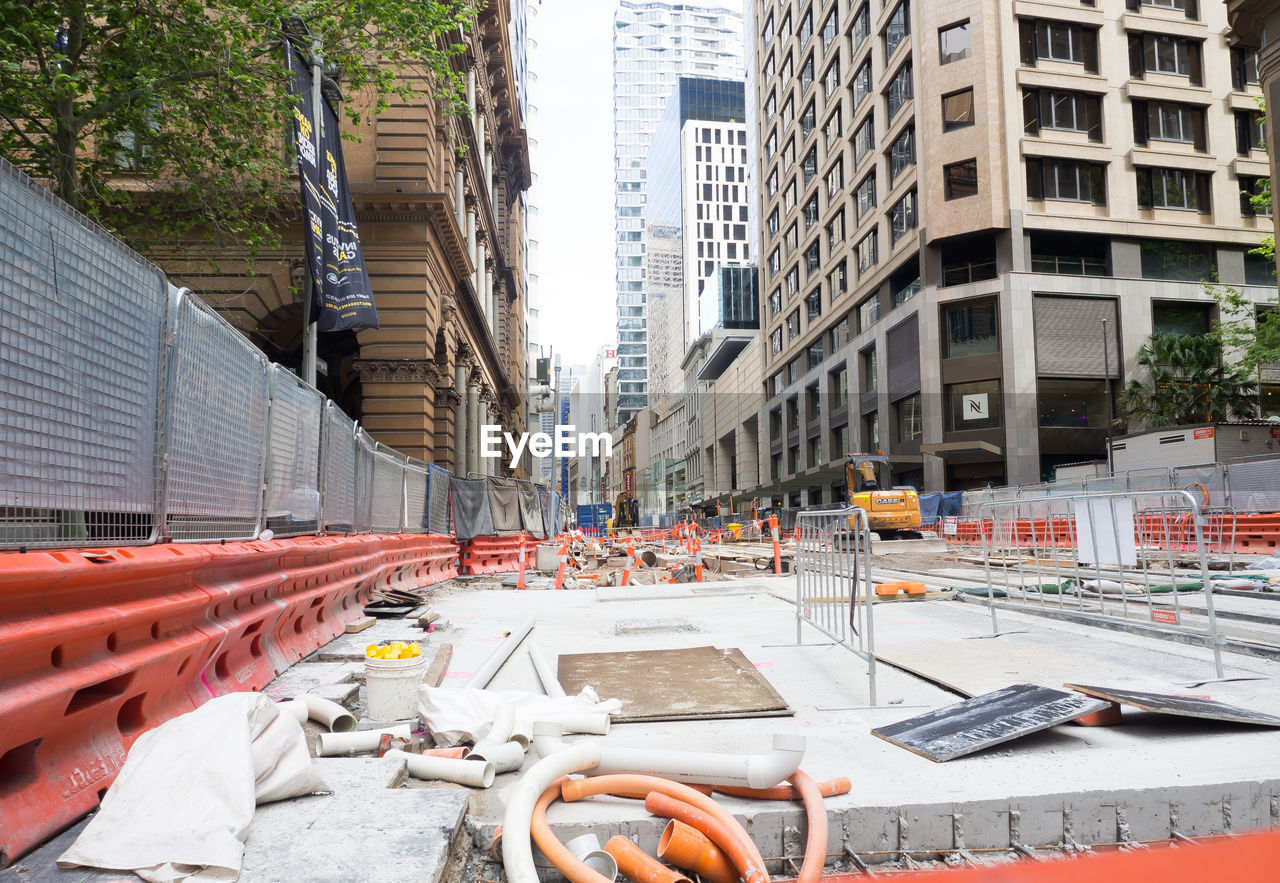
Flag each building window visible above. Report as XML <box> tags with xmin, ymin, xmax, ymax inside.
<box><xmin>1026</xmin><ymin>158</ymin><xmax>1106</xmax><ymax>204</ymax></box>
<box><xmin>801</xmin><ymin>53</ymin><xmax>815</xmax><ymax>93</ymax></box>
<box><xmin>942</xmin><ymin>89</ymin><xmax>975</xmax><ymax>130</ymax></box>
<box><xmin>897</xmin><ymin>394</ymin><xmax>923</xmax><ymax>442</ymax></box>
<box><xmin>803</xmin><ymin>194</ymin><xmax>819</xmax><ymax>230</ymax></box>
<box><xmin>1020</xmin><ymin>19</ymin><xmax>1099</xmax><ymax>72</ymax></box>
<box><xmin>771</xmin><ymin>327</ymin><xmax>783</xmax><ymax>354</ymax></box>
<box><xmin>767</xmin><ymin>168</ymin><xmax>778</xmax><ymax>198</ymax></box>
<box><xmin>887</xmin><ymin>61</ymin><xmax>913</xmax><ymax>119</ymax></box>
<box><xmin>763</xmin><ymin>14</ymin><xmax>774</xmax><ymax>46</ymax></box>
<box><xmin>1022</xmin><ymin>89</ymin><xmax>1102</xmax><ymax>141</ymax></box>
<box><xmin>1152</xmin><ymin>301</ymin><xmax>1213</xmax><ymax>337</ymax></box>
<box><xmin>852</xmin><ymin>3</ymin><xmax>870</xmax><ymax>51</ymax></box>
<box><xmin>823</xmin><ymin>58</ymin><xmax>841</xmax><ymax>100</ymax></box>
<box><xmin>769</xmin><ymin>248</ymin><xmax>781</xmax><ymax>278</ymax></box>
<box><xmin>944</xmin><ymin>159</ymin><xmax>978</xmax><ymax>199</ymax></box>
<box><xmin>786</xmin><ymin>266</ymin><xmax>800</xmax><ymax>296</ymax></box>
<box><xmin>855</xmin><ymin>172</ymin><xmax>876</xmax><ymax>220</ymax></box>
<box><xmin>947</xmin><ymin>380</ymin><xmax>1002</xmax><ymax>431</ymax></box>
<box><xmin>831</xmin><ymin>314</ymin><xmax>851</xmax><ymax>350</ymax></box>
<box><xmin>805</xmin><ymin>239</ymin><xmax>822</xmax><ymax>277</ymax></box>
<box><xmin>799</xmin><ymin>8</ymin><xmax>812</xmax><ymax>45</ymax></box>
<box><xmin>1139</xmin><ymin>240</ymin><xmax>1215</xmax><ymax>281</ymax></box>
<box><xmin>770</xmin><ymin>287</ymin><xmax>782</xmax><ymax>316</ymax></box>
<box><xmin>787</xmin><ymin>309</ymin><xmax>800</xmax><ymax>339</ymax></box>
<box><xmin>1136</xmin><ymin>167</ymin><xmax>1210</xmax><ymax>213</ymax></box>
<box><xmin>890</xmin><ymin>256</ymin><xmax>921</xmax><ymax>306</ymax></box>
<box><xmin>940</xmin><ymin>21</ymin><xmax>971</xmax><ymax>64</ymax></box>
<box><xmin>806</xmin><ymin>287</ymin><xmax>822</xmax><ymax>321</ymax></box>
<box><xmin>802</xmin><ymin>147</ymin><xmax>818</xmax><ymax>183</ymax></box>
<box><xmin>944</xmin><ymin>300</ymin><xmax>999</xmax><ymax>358</ymax></box>
<box><xmin>889</xmin><ymin>125</ymin><xmax>915</xmax><ymax>181</ymax></box>
<box><xmin>1038</xmin><ymin>379</ymin><xmax>1113</xmax><ymax>429</ymax></box>
<box><xmin>852</xmin><ymin>59</ymin><xmax>873</xmax><ymax>108</ymax></box>
<box><xmin>885</xmin><ymin>0</ymin><xmax>910</xmax><ymax>58</ymax></box>
<box><xmin>802</xmin><ymin>101</ymin><xmax>816</xmax><ymax>138</ymax></box>
<box><xmin>854</xmin><ymin>115</ymin><xmax>875</xmax><ymax>164</ymax></box>
<box><xmin>785</xmin><ymin>223</ymin><xmax>799</xmax><ymax>254</ymax></box>
<box><xmin>784</xmin><ymin>178</ymin><xmax>797</xmax><ymax>213</ymax></box>
<box><xmin>859</xmin><ymin>297</ymin><xmax>880</xmax><ymax>332</ymax></box>
<box><xmin>763</xmin><ymin>52</ymin><xmax>776</xmax><ymax>82</ymax></box>
<box><xmin>1241</xmin><ymin>175</ymin><xmax>1272</xmax><ymax>218</ymax></box>
<box><xmin>765</xmin><ymin>90</ymin><xmax>777</xmax><ymax>121</ymax></box>
<box><xmin>822</xmin><ymin>9</ymin><xmax>838</xmax><ymax>50</ymax></box>
<box><xmin>856</xmin><ymin>228</ymin><xmax>878</xmax><ymax>277</ymax></box>
<box><xmin>1128</xmin><ymin>33</ymin><xmax>1203</xmax><ymax>85</ymax></box>
<box><xmin>890</xmin><ymin>190</ymin><xmax>918</xmax><ymax>244</ymax></box>
<box><xmin>864</xmin><ymin>412</ymin><xmax>880</xmax><ymax>451</ymax></box>
<box><xmin>768</xmin><ymin>208</ymin><xmax>779</xmax><ymax>237</ymax></box>
<box><xmin>824</xmin><ymin>108</ymin><xmax>843</xmax><ymax>153</ymax></box>
<box><xmin>1235</xmin><ymin>110</ymin><xmax>1266</xmax><ymax>155</ymax></box>
<box><xmin>826</xmin><ymin>158</ymin><xmax>844</xmax><ymax>199</ymax></box>
<box><xmin>1131</xmin><ymin>100</ymin><xmax>1206</xmax><ymax>150</ymax></box>
<box><xmin>827</xmin><ymin>210</ymin><xmax>845</xmax><ymax>251</ymax></box>
<box><xmin>808</xmin><ymin>340</ymin><xmax>825</xmax><ymax>370</ymax></box>
<box><xmin>1138</xmin><ymin>0</ymin><xmax>1197</xmax><ymax>16</ymax></box>
<box><xmin>766</xmin><ymin>129</ymin><xmax>777</xmax><ymax>160</ymax></box>
<box><xmin>783</xmin><ymin>137</ymin><xmax>796</xmax><ymax>169</ymax></box>
<box><xmin>1232</xmin><ymin>46</ymin><xmax>1260</xmax><ymax>90</ymax></box>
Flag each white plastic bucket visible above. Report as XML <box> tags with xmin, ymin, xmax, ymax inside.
<box><xmin>364</xmin><ymin>655</ymin><xmax>427</xmax><ymax>721</ymax></box>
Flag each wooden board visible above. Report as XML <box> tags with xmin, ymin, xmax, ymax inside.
<box><xmin>874</xmin><ymin>639</ymin><xmax>1169</xmax><ymax>698</ymax></box>
<box><xmin>872</xmin><ymin>683</ymin><xmax>1109</xmax><ymax>762</ymax></box>
<box><xmin>1066</xmin><ymin>683</ymin><xmax>1280</xmax><ymax>727</ymax></box>
<box><xmin>557</xmin><ymin>645</ymin><xmax>792</xmax><ymax>722</ymax></box>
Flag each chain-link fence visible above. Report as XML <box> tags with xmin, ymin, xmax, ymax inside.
<box><xmin>0</xmin><ymin>157</ymin><xmax>584</xmax><ymax>551</ymax></box>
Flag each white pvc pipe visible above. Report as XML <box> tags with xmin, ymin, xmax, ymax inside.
<box><xmin>283</xmin><ymin>695</ymin><xmax>356</xmax><ymax>733</ymax></box>
<box><xmin>520</xmin><ymin>711</ymin><xmax>611</xmax><ymax>737</ymax></box>
<box><xmin>388</xmin><ymin>749</ymin><xmax>496</xmax><ymax>788</ymax></box>
<box><xmin>317</xmin><ymin>724</ymin><xmax>411</xmax><ymax>757</ymax></box>
<box><xmin>488</xmin><ymin>702</ymin><xmax>517</xmax><ymax>744</ymax></box>
<box><xmin>501</xmin><ymin>741</ymin><xmax>604</xmax><ymax>883</ymax></box>
<box><xmin>464</xmin><ymin>617</ymin><xmax>536</xmax><ymax>688</ymax></box>
<box><xmin>566</xmin><ymin>834</ymin><xmax>619</xmax><ymax>882</ymax></box>
<box><xmin>468</xmin><ymin>739</ymin><xmax>527</xmax><ymax>774</ymax></box>
<box><xmin>526</xmin><ymin>640</ymin><xmax>567</xmax><ymax>699</ymax></box>
<box><xmin>508</xmin><ymin>718</ymin><xmax>532</xmax><ymax>750</ymax></box>
<box><xmin>533</xmin><ymin>724</ymin><xmax>805</xmax><ymax>789</ymax></box>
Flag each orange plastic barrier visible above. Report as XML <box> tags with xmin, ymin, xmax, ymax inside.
<box><xmin>0</xmin><ymin>532</ymin><xmax>459</xmax><ymax>863</ymax></box>
<box><xmin>459</xmin><ymin>535</ymin><xmax>540</xmax><ymax>574</ymax></box>
<box><xmin>946</xmin><ymin>512</ymin><xmax>1280</xmax><ymax>555</ymax></box>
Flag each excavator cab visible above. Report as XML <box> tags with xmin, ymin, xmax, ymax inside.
<box><xmin>844</xmin><ymin>453</ymin><xmax>923</xmax><ymax>538</ymax></box>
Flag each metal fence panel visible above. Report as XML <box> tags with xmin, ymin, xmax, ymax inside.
<box><xmin>321</xmin><ymin>403</ymin><xmax>357</xmax><ymax>533</ymax></box>
<box><xmin>794</xmin><ymin>507</ymin><xmax>877</xmax><ymax>704</ymax></box>
<box><xmin>370</xmin><ymin>444</ymin><xmax>406</xmax><ymax>533</ymax></box>
<box><xmin>162</xmin><ymin>289</ymin><xmax>269</xmax><ymax>541</ymax></box>
<box><xmin>263</xmin><ymin>365</ymin><xmax>323</xmax><ymax>537</ymax></box>
<box><xmin>427</xmin><ymin>464</ymin><xmax>451</xmax><ymax>533</ymax></box>
<box><xmin>0</xmin><ymin>159</ymin><xmax>168</xmax><ymax>548</ymax></box>
<box><xmin>405</xmin><ymin>460</ymin><xmax>429</xmax><ymax>533</ymax></box>
<box><xmin>1173</xmin><ymin>463</ymin><xmax>1228</xmax><ymax>510</ymax></box>
<box><xmin>1225</xmin><ymin>457</ymin><xmax>1280</xmax><ymax>513</ymax></box>
<box><xmin>979</xmin><ymin>489</ymin><xmax>1223</xmax><ymax>677</ymax></box>
<box><xmin>1126</xmin><ymin>468</ymin><xmax>1175</xmax><ymax>494</ymax></box>
<box><xmin>353</xmin><ymin>431</ymin><xmax>376</xmax><ymax>533</ymax></box>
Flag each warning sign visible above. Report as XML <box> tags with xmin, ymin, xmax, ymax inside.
<box><xmin>1193</xmin><ymin>427</ymin><xmax>1214</xmax><ymax>440</ymax></box>
<box><xmin>942</xmin><ymin>516</ymin><xmax>959</xmax><ymax>536</ymax></box>
<box><xmin>1152</xmin><ymin>609</ymin><xmax>1179</xmax><ymax>626</ymax></box>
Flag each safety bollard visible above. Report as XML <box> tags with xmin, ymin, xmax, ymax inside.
<box><xmin>516</xmin><ymin>532</ymin><xmax>527</xmax><ymax>590</ymax></box>
<box><xmin>693</xmin><ymin>536</ymin><xmax>703</xmax><ymax>583</ymax></box>
<box><xmin>620</xmin><ymin>540</ymin><xmax>635</xmax><ymax>587</ymax></box>
<box><xmin>770</xmin><ymin>513</ymin><xmax>782</xmax><ymax>575</ymax></box>
<box><xmin>553</xmin><ymin>538</ymin><xmax>570</xmax><ymax>590</ymax></box>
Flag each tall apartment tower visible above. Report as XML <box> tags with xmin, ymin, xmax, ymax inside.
<box><xmin>750</xmin><ymin>0</ymin><xmax>1275</xmax><ymax>501</ymax></box>
<box><xmin>613</xmin><ymin>1</ymin><xmax>746</xmax><ymax>425</ymax></box>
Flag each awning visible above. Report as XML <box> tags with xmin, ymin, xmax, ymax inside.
<box><xmin>920</xmin><ymin>440</ymin><xmax>1003</xmax><ymax>457</ymax></box>
<box><xmin>697</xmin><ymin>334</ymin><xmax>754</xmax><ymax>382</ymax></box>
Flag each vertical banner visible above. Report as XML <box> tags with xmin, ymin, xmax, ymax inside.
<box><xmin>284</xmin><ymin>40</ymin><xmax>379</xmax><ymax>332</ymax></box>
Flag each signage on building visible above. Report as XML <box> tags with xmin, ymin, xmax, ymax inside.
<box><xmin>961</xmin><ymin>393</ymin><xmax>989</xmax><ymax>421</ymax></box>
<box><xmin>1193</xmin><ymin>427</ymin><xmax>1214</xmax><ymax>440</ymax></box>
<box><xmin>624</xmin><ymin>470</ymin><xmax>633</xmax><ymax>493</ymax></box>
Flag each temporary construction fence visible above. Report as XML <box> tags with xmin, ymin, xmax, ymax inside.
<box><xmin>794</xmin><ymin>507</ymin><xmax>877</xmax><ymax>704</ymax></box>
<box><xmin>977</xmin><ymin>489</ymin><xmax>1225</xmax><ymax>677</ymax></box>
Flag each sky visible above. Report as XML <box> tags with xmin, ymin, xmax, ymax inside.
<box><xmin>534</xmin><ymin>0</ymin><xmax>617</xmax><ymax>367</ymax></box>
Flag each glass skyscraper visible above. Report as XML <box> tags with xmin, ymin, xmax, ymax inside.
<box><xmin>612</xmin><ymin>0</ymin><xmax>745</xmax><ymax>424</ymax></box>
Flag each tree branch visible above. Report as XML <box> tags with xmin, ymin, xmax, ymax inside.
<box><xmin>76</xmin><ymin>69</ymin><xmax>224</xmax><ymax>129</ymax></box>
<box><xmin>0</xmin><ymin>109</ymin><xmax>53</xmax><ymax>158</ymax></box>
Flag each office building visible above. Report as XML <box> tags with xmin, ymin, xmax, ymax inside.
<box><xmin>613</xmin><ymin>1</ymin><xmax>746</xmax><ymax>424</ymax></box>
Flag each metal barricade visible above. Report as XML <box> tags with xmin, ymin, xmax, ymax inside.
<box><xmin>427</xmin><ymin>464</ymin><xmax>451</xmax><ymax>534</ymax></box>
<box><xmin>370</xmin><ymin>443</ymin><xmax>407</xmax><ymax>534</ymax></box>
<box><xmin>161</xmin><ymin>288</ymin><xmax>270</xmax><ymax>541</ymax></box>
<box><xmin>1173</xmin><ymin>463</ymin><xmax>1229</xmax><ymax>510</ymax></box>
<box><xmin>1226</xmin><ymin>456</ymin><xmax>1280</xmax><ymax>513</ymax></box>
<box><xmin>321</xmin><ymin>403</ymin><xmax>358</xmax><ymax>533</ymax></box>
<box><xmin>978</xmin><ymin>489</ymin><xmax>1224</xmax><ymax>677</ymax></box>
<box><xmin>353</xmin><ymin>429</ymin><xmax>376</xmax><ymax>533</ymax></box>
<box><xmin>405</xmin><ymin>459</ymin><xmax>429</xmax><ymax>533</ymax></box>
<box><xmin>0</xmin><ymin>159</ymin><xmax>169</xmax><ymax>548</ymax></box>
<box><xmin>794</xmin><ymin>507</ymin><xmax>877</xmax><ymax>704</ymax></box>
<box><xmin>262</xmin><ymin>364</ymin><xmax>324</xmax><ymax>537</ymax></box>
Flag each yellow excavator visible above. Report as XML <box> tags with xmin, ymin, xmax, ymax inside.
<box><xmin>845</xmin><ymin>453</ymin><xmax>923</xmax><ymax>538</ymax></box>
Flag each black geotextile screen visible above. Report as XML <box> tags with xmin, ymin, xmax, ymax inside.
<box><xmin>487</xmin><ymin>477</ymin><xmax>522</xmax><ymax>536</ymax></box>
<box><xmin>450</xmin><ymin>477</ymin><xmax>494</xmax><ymax>541</ymax></box>
<box><xmin>519</xmin><ymin>483</ymin><xmax>544</xmax><ymax>537</ymax></box>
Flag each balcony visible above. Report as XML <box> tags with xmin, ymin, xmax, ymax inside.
<box><xmin>1030</xmin><ymin>254</ymin><xmax>1108</xmax><ymax>276</ymax></box>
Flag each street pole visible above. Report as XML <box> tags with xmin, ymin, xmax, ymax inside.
<box><xmin>1102</xmin><ymin>318</ymin><xmax>1114</xmax><ymax>476</ymax></box>
<box><xmin>300</xmin><ymin>35</ymin><xmax>321</xmax><ymax>388</ymax></box>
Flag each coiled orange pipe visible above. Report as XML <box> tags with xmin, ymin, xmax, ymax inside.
<box><xmin>605</xmin><ymin>834</ymin><xmax>692</xmax><ymax>883</ymax></box>
<box><xmin>645</xmin><ymin>791</ymin><xmax>763</xmax><ymax>883</ymax></box>
<box><xmin>785</xmin><ymin>769</ymin><xmax>827</xmax><ymax>883</ymax></box>
<box><xmin>561</xmin><ymin>775</ymin><xmax>769</xmax><ymax>883</ymax></box>
<box><xmin>713</xmin><ymin>776</ymin><xmax>851</xmax><ymax>801</ymax></box>
<box><xmin>529</xmin><ymin>776</ymin><xmax>612</xmax><ymax>883</ymax></box>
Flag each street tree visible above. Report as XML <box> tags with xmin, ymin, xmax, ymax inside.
<box><xmin>0</xmin><ymin>0</ymin><xmax>474</xmax><ymax>252</ymax></box>
<box><xmin>1117</xmin><ymin>332</ymin><xmax>1259</xmax><ymax>430</ymax></box>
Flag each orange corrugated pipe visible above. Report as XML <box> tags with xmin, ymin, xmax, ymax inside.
<box><xmin>645</xmin><ymin>792</ymin><xmax>762</xmax><ymax>883</ymax></box>
<box><xmin>786</xmin><ymin>770</ymin><xmax>827</xmax><ymax>883</ymax></box>
<box><xmin>656</xmin><ymin>818</ymin><xmax>738</xmax><ymax>883</ymax></box>
<box><xmin>529</xmin><ymin>776</ymin><xmax>612</xmax><ymax>883</ymax></box>
<box><xmin>422</xmin><ymin>747</ymin><xmax>469</xmax><ymax>759</ymax></box>
<box><xmin>560</xmin><ymin>775</ymin><xmax>768</xmax><ymax>883</ymax></box>
<box><xmin>714</xmin><ymin>775</ymin><xmax>851</xmax><ymax>801</ymax></box>
<box><xmin>605</xmin><ymin>834</ymin><xmax>692</xmax><ymax>883</ymax></box>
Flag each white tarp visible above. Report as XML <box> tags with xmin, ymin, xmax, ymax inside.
<box><xmin>57</xmin><ymin>693</ymin><xmax>329</xmax><ymax>882</ymax></box>
<box><xmin>418</xmin><ymin>686</ymin><xmax>621</xmax><ymax>747</ymax></box>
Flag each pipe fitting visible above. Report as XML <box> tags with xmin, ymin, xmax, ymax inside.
<box><xmin>565</xmin><ymin>834</ymin><xmax>618</xmax><ymax>882</ymax></box>
<box><xmin>317</xmin><ymin>724</ymin><xmax>411</xmax><ymax>757</ymax></box>
<box><xmin>531</xmin><ymin>720</ymin><xmax>566</xmax><ymax>758</ymax></box>
<box><xmin>657</xmin><ymin>820</ymin><xmax>736</xmax><ymax>883</ymax></box>
<box><xmin>469</xmin><ymin>739</ymin><xmax>527</xmax><ymax>774</ymax></box>
<box><xmin>488</xmin><ymin>702</ymin><xmax>517</xmax><ymax>745</ymax></box>
<box><xmin>285</xmin><ymin>695</ymin><xmax>357</xmax><ymax>733</ymax></box>
<box><xmin>502</xmin><ymin>744</ymin><xmax>605</xmax><ymax>883</ymax></box>
<box><xmin>605</xmin><ymin>835</ymin><xmax>692</xmax><ymax>883</ymax></box>
<box><xmin>518</xmin><ymin>711</ymin><xmax>611</xmax><ymax>737</ymax></box>
<box><xmin>387</xmin><ymin>749</ymin><xmax>496</xmax><ymax>788</ymax></box>
<box><xmin>590</xmin><ymin>733</ymin><xmax>806</xmax><ymax>788</ymax></box>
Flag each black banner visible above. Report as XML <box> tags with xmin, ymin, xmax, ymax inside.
<box><xmin>284</xmin><ymin>40</ymin><xmax>379</xmax><ymax>332</ymax></box>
